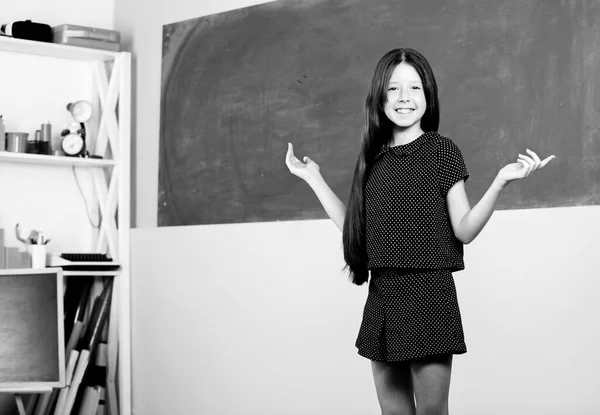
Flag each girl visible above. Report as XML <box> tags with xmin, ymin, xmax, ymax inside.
<box><xmin>285</xmin><ymin>48</ymin><xmax>554</xmax><ymax>415</ymax></box>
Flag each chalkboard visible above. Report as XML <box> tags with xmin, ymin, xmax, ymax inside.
<box><xmin>158</xmin><ymin>0</ymin><xmax>600</xmax><ymax>226</ymax></box>
<box><xmin>0</xmin><ymin>268</ymin><xmax>65</xmax><ymax>390</ymax></box>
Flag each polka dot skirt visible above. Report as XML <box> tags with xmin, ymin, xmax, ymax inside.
<box><xmin>355</xmin><ymin>268</ymin><xmax>467</xmax><ymax>362</ymax></box>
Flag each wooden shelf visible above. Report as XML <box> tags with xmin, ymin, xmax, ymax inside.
<box><xmin>0</xmin><ymin>35</ymin><xmax>120</xmax><ymax>62</ymax></box>
<box><xmin>0</xmin><ymin>151</ymin><xmax>116</xmax><ymax>167</ymax></box>
<box><xmin>63</xmin><ymin>270</ymin><xmax>121</xmax><ymax>277</ymax></box>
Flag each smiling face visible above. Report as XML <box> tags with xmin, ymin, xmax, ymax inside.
<box><xmin>383</xmin><ymin>62</ymin><xmax>426</xmax><ymax>142</ymax></box>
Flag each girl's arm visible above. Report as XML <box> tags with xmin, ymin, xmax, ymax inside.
<box><xmin>447</xmin><ymin>149</ymin><xmax>555</xmax><ymax>244</ymax></box>
<box><xmin>285</xmin><ymin>143</ymin><xmax>346</xmax><ymax>231</ymax></box>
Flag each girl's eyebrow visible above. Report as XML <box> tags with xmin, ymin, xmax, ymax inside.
<box><xmin>388</xmin><ymin>80</ymin><xmax>423</xmax><ymax>84</ymax></box>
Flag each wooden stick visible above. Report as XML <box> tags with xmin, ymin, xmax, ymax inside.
<box><xmin>62</xmin><ymin>350</ymin><xmax>90</xmax><ymax>414</ymax></box>
<box><xmin>14</xmin><ymin>394</ymin><xmax>26</xmax><ymax>415</ymax></box>
<box><xmin>26</xmin><ymin>393</ymin><xmax>39</xmax><ymax>414</ymax></box>
<box><xmin>32</xmin><ymin>392</ymin><xmax>51</xmax><ymax>415</ymax></box>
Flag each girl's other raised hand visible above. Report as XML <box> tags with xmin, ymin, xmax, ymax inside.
<box><xmin>285</xmin><ymin>143</ymin><xmax>321</xmax><ymax>183</ymax></box>
<box><xmin>496</xmin><ymin>148</ymin><xmax>556</xmax><ymax>186</ymax></box>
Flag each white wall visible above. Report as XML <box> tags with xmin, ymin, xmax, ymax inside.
<box><xmin>131</xmin><ymin>207</ymin><xmax>600</xmax><ymax>414</ymax></box>
<box><xmin>131</xmin><ymin>219</ymin><xmax>374</xmax><ymax>414</ymax></box>
<box><xmin>0</xmin><ymin>3</ymin><xmax>115</xmax><ymax>414</ymax></box>
<box><xmin>111</xmin><ymin>0</ymin><xmax>600</xmax><ymax>413</ymax></box>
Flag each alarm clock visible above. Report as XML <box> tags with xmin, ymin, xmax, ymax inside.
<box><xmin>60</xmin><ymin>123</ymin><xmax>86</xmax><ymax>157</ymax></box>
<box><xmin>60</xmin><ymin>100</ymin><xmax>93</xmax><ymax>157</ymax></box>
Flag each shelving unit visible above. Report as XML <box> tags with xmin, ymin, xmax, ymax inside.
<box><xmin>0</xmin><ymin>35</ymin><xmax>131</xmax><ymax>415</ymax></box>
<box><xmin>0</xmin><ymin>35</ymin><xmax>120</xmax><ymax>61</ymax></box>
<box><xmin>0</xmin><ymin>151</ymin><xmax>117</xmax><ymax>167</ymax></box>
<box><xmin>62</xmin><ymin>270</ymin><xmax>121</xmax><ymax>277</ymax></box>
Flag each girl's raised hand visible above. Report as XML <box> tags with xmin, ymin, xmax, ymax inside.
<box><xmin>496</xmin><ymin>149</ymin><xmax>555</xmax><ymax>185</ymax></box>
<box><xmin>285</xmin><ymin>142</ymin><xmax>321</xmax><ymax>183</ymax></box>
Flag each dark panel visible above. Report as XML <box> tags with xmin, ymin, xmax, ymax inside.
<box><xmin>0</xmin><ymin>273</ymin><xmax>60</xmax><ymax>383</ymax></box>
<box><xmin>158</xmin><ymin>0</ymin><xmax>600</xmax><ymax>226</ymax></box>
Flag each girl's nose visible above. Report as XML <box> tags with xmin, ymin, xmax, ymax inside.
<box><xmin>398</xmin><ymin>88</ymin><xmax>410</xmax><ymax>102</ymax></box>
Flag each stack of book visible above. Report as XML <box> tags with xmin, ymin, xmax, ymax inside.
<box><xmin>27</xmin><ymin>277</ymin><xmax>114</xmax><ymax>415</ymax></box>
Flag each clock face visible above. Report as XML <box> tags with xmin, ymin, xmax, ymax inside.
<box><xmin>61</xmin><ymin>133</ymin><xmax>84</xmax><ymax>156</ymax></box>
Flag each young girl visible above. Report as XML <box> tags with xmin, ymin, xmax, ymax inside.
<box><xmin>285</xmin><ymin>48</ymin><xmax>554</xmax><ymax>415</ymax></box>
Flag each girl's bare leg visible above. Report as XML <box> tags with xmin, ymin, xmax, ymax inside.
<box><xmin>371</xmin><ymin>360</ymin><xmax>416</xmax><ymax>415</ymax></box>
<box><xmin>410</xmin><ymin>354</ymin><xmax>453</xmax><ymax>415</ymax></box>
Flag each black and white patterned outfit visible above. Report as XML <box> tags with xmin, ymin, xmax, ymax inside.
<box><xmin>355</xmin><ymin>131</ymin><xmax>470</xmax><ymax>362</ymax></box>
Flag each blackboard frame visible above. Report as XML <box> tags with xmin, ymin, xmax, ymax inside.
<box><xmin>0</xmin><ymin>267</ymin><xmax>65</xmax><ymax>392</ymax></box>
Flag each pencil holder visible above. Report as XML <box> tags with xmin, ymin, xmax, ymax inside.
<box><xmin>28</xmin><ymin>244</ymin><xmax>47</xmax><ymax>268</ymax></box>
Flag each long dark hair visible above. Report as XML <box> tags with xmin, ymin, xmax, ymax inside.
<box><xmin>342</xmin><ymin>48</ymin><xmax>440</xmax><ymax>285</ymax></box>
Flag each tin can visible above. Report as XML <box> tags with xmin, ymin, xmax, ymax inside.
<box><xmin>6</xmin><ymin>132</ymin><xmax>28</xmax><ymax>153</ymax></box>
<box><xmin>40</xmin><ymin>122</ymin><xmax>51</xmax><ymax>142</ymax></box>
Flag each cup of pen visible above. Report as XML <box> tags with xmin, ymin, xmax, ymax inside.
<box><xmin>28</xmin><ymin>244</ymin><xmax>47</xmax><ymax>268</ymax></box>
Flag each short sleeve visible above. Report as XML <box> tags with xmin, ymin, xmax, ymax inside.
<box><xmin>438</xmin><ymin>139</ymin><xmax>469</xmax><ymax>195</ymax></box>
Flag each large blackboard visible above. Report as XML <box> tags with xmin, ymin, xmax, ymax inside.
<box><xmin>158</xmin><ymin>0</ymin><xmax>600</xmax><ymax>226</ymax></box>
<box><xmin>0</xmin><ymin>268</ymin><xmax>65</xmax><ymax>390</ymax></box>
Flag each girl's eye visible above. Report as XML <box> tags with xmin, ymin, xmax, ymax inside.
<box><xmin>388</xmin><ymin>87</ymin><xmax>398</xmax><ymax>91</ymax></box>
<box><xmin>412</xmin><ymin>86</ymin><xmax>421</xmax><ymax>90</ymax></box>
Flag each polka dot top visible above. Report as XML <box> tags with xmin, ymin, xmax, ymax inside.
<box><xmin>365</xmin><ymin>131</ymin><xmax>470</xmax><ymax>271</ymax></box>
